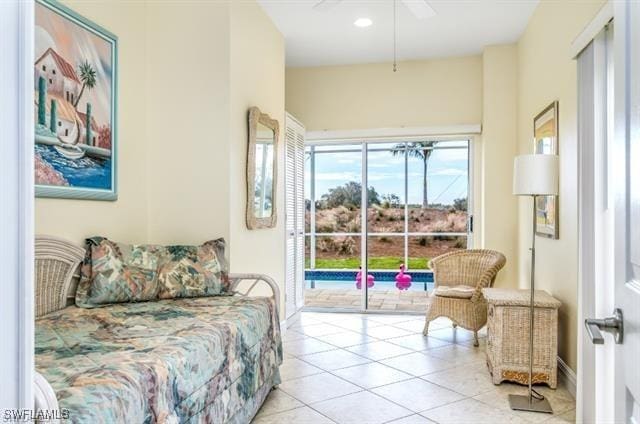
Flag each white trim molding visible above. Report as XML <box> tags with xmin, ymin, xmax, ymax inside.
<box><xmin>0</xmin><ymin>0</ymin><xmax>35</xmax><ymax>410</ymax></box>
<box><xmin>571</xmin><ymin>1</ymin><xmax>613</xmax><ymax>59</ymax></box>
<box><xmin>558</xmin><ymin>356</ymin><xmax>577</xmax><ymax>399</ymax></box>
<box><xmin>306</xmin><ymin>124</ymin><xmax>481</xmax><ymax>143</ymax></box>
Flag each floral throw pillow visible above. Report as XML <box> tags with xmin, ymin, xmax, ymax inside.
<box><xmin>75</xmin><ymin>237</ymin><xmax>164</xmax><ymax>308</ymax></box>
<box><xmin>157</xmin><ymin>239</ymin><xmax>229</xmax><ymax>299</ymax></box>
<box><xmin>75</xmin><ymin>237</ymin><xmax>230</xmax><ymax>308</ymax></box>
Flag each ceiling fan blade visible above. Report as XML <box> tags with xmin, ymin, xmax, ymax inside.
<box><xmin>313</xmin><ymin>0</ymin><xmax>342</xmax><ymax>12</ymax></box>
<box><xmin>401</xmin><ymin>0</ymin><xmax>436</xmax><ymax>19</ymax></box>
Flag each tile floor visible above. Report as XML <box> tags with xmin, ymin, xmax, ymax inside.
<box><xmin>253</xmin><ymin>312</ymin><xmax>576</xmax><ymax>424</ymax></box>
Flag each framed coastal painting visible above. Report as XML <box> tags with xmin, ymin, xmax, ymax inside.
<box><xmin>533</xmin><ymin>101</ymin><xmax>559</xmax><ymax>239</ymax></box>
<box><xmin>34</xmin><ymin>0</ymin><xmax>117</xmax><ymax>200</ymax></box>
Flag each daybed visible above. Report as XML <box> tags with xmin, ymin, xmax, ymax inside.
<box><xmin>33</xmin><ymin>235</ymin><xmax>282</xmax><ymax>424</ymax></box>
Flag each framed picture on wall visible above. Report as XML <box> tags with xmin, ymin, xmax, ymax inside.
<box><xmin>533</xmin><ymin>101</ymin><xmax>559</xmax><ymax>239</ymax></box>
<box><xmin>34</xmin><ymin>0</ymin><xmax>118</xmax><ymax>200</ymax></box>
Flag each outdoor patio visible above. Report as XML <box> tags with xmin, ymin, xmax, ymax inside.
<box><xmin>304</xmin><ymin>288</ymin><xmax>429</xmax><ymax>312</ymax></box>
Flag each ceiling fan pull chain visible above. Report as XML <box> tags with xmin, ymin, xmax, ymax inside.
<box><xmin>393</xmin><ymin>0</ymin><xmax>398</xmax><ymax>72</ymax></box>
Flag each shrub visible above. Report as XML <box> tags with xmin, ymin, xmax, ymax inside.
<box><xmin>316</xmin><ymin>219</ymin><xmax>337</xmax><ymax>232</ymax></box>
<box><xmin>318</xmin><ymin>236</ymin><xmax>356</xmax><ymax>255</ymax></box>
<box><xmin>453</xmin><ymin>197</ymin><xmax>467</xmax><ymax>211</ymax></box>
<box><xmin>431</xmin><ymin>220</ymin><xmax>450</xmax><ymax>232</ymax></box>
<box><xmin>318</xmin><ymin>238</ymin><xmax>335</xmax><ymax>252</ymax></box>
<box><xmin>320</xmin><ymin>181</ymin><xmax>381</xmax><ymax>209</ymax></box>
<box><xmin>447</xmin><ymin>213</ymin><xmax>467</xmax><ymax>232</ymax></box>
<box><xmin>454</xmin><ymin>238</ymin><xmax>467</xmax><ymax>248</ymax></box>
<box><xmin>382</xmin><ymin>193</ymin><xmax>401</xmax><ymax>208</ymax></box>
<box><xmin>337</xmin><ymin>237</ymin><xmax>356</xmax><ymax>255</ymax></box>
<box><xmin>432</xmin><ymin>221</ymin><xmax>455</xmax><ymax>241</ymax></box>
<box><xmin>334</xmin><ymin>206</ymin><xmax>352</xmax><ymax>225</ymax></box>
<box><xmin>345</xmin><ymin>221</ymin><xmax>360</xmax><ymax>233</ymax></box>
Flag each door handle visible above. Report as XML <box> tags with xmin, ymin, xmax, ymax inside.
<box><xmin>585</xmin><ymin>308</ymin><xmax>624</xmax><ymax>345</ymax></box>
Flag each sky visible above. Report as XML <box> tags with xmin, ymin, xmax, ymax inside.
<box><xmin>305</xmin><ymin>142</ymin><xmax>469</xmax><ymax>206</ymax></box>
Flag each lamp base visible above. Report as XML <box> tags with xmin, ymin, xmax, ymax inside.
<box><xmin>508</xmin><ymin>394</ymin><xmax>553</xmax><ymax>414</ymax></box>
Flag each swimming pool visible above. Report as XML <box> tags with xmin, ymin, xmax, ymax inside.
<box><xmin>305</xmin><ymin>270</ymin><xmax>434</xmax><ymax>291</ymax></box>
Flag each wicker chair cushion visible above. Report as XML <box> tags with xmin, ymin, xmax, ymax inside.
<box><xmin>433</xmin><ymin>285</ymin><xmax>475</xmax><ymax>299</ymax></box>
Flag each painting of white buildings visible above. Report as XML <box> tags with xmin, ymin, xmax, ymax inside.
<box><xmin>34</xmin><ymin>0</ymin><xmax>117</xmax><ymax>200</ymax></box>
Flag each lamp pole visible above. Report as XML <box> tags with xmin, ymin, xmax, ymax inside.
<box><xmin>528</xmin><ymin>194</ymin><xmax>536</xmax><ymax>402</ymax></box>
<box><xmin>510</xmin><ymin>154</ymin><xmax>558</xmax><ymax>413</ymax></box>
<box><xmin>508</xmin><ymin>194</ymin><xmax>553</xmax><ymax>413</ymax></box>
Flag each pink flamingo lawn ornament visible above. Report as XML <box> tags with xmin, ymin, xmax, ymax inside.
<box><xmin>355</xmin><ymin>267</ymin><xmax>375</xmax><ymax>289</ymax></box>
<box><xmin>395</xmin><ymin>264</ymin><xmax>412</xmax><ymax>290</ymax></box>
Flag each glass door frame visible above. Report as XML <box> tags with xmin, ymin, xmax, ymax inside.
<box><xmin>306</xmin><ymin>136</ymin><xmax>475</xmax><ymax>313</ymax></box>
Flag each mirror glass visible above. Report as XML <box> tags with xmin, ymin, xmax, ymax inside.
<box><xmin>253</xmin><ymin>122</ymin><xmax>275</xmax><ymax>218</ymax></box>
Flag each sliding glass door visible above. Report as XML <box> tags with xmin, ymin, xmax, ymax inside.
<box><xmin>305</xmin><ymin>139</ymin><xmax>471</xmax><ymax>312</ymax></box>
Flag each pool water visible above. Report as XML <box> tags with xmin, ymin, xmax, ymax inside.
<box><xmin>305</xmin><ymin>270</ymin><xmax>434</xmax><ymax>291</ymax></box>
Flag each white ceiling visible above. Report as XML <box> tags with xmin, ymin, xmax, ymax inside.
<box><xmin>257</xmin><ymin>0</ymin><xmax>539</xmax><ymax>67</ymax></box>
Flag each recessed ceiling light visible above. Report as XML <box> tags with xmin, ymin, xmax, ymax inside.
<box><xmin>354</xmin><ymin>18</ymin><xmax>373</xmax><ymax>28</ymax></box>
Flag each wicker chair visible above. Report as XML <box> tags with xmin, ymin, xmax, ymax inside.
<box><xmin>423</xmin><ymin>249</ymin><xmax>506</xmax><ymax>347</ymax></box>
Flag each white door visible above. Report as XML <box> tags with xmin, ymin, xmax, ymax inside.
<box><xmin>580</xmin><ymin>5</ymin><xmax>639</xmax><ymax>422</ymax></box>
<box><xmin>284</xmin><ymin>112</ymin><xmax>306</xmax><ymax>320</ymax></box>
<box><xmin>612</xmin><ymin>2</ymin><xmax>640</xmax><ymax>422</ymax></box>
<box><xmin>577</xmin><ymin>22</ymin><xmax>616</xmax><ymax>423</ymax></box>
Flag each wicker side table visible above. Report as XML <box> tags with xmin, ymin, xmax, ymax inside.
<box><xmin>483</xmin><ymin>288</ymin><xmax>561</xmax><ymax>389</ymax></box>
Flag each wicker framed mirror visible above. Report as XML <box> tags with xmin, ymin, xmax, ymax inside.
<box><xmin>247</xmin><ymin>106</ymin><xmax>279</xmax><ymax>229</ymax></box>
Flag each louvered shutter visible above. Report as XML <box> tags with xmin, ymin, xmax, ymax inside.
<box><xmin>284</xmin><ymin>112</ymin><xmax>306</xmax><ymax>319</ymax></box>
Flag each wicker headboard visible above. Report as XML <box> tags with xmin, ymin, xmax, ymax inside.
<box><xmin>35</xmin><ymin>235</ymin><xmax>85</xmax><ymax>318</ymax></box>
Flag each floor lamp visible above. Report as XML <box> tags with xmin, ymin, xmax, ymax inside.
<box><xmin>510</xmin><ymin>154</ymin><xmax>559</xmax><ymax>414</ymax></box>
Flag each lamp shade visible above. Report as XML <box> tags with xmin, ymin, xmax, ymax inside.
<box><xmin>513</xmin><ymin>154</ymin><xmax>559</xmax><ymax>196</ymax></box>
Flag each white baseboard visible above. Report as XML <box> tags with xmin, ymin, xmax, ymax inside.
<box><xmin>557</xmin><ymin>356</ymin><xmax>577</xmax><ymax>399</ymax></box>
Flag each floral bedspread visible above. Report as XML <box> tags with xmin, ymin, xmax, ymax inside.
<box><xmin>35</xmin><ymin>296</ymin><xmax>282</xmax><ymax>423</ymax></box>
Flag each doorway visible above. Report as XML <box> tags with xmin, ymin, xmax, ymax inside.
<box><xmin>304</xmin><ymin>137</ymin><xmax>473</xmax><ymax>312</ymax></box>
<box><xmin>577</xmin><ymin>4</ymin><xmax>640</xmax><ymax>422</ymax></box>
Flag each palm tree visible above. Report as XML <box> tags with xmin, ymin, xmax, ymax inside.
<box><xmin>392</xmin><ymin>141</ymin><xmax>437</xmax><ymax>209</ymax></box>
<box><xmin>74</xmin><ymin>61</ymin><xmax>97</xmax><ymax>108</ymax></box>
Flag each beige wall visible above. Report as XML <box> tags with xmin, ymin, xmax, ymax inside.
<box><xmin>36</xmin><ymin>1</ymin><xmax>234</xmax><ymax>247</ymax></box>
<box><xmin>35</xmin><ymin>0</ymin><xmax>286</xmax><ymax>316</ymax></box>
<box><xmin>34</xmin><ymin>0</ymin><xmax>608</xmax><ymax>347</ymax></box>
<box><xmin>35</xmin><ymin>0</ymin><xmax>149</xmax><ymax>246</ymax></box>
<box><xmin>286</xmin><ymin>56</ymin><xmax>483</xmax><ymax>131</ymax></box>
<box><xmin>481</xmin><ymin>45</ymin><xmax>519</xmax><ymax>286</ymax></box>
<box><xmin>285</xmin><ymin>54</ymin><xmax>487</xmax><ymax>256</ymax></box>
<box><xmin>229</xmin><ymin>2</ymin><xmax>286</xmax><ymax>310</ymax></box>
<box><xmin>516</xmin><ymin>0</ymin><xmax>606</xmax><ymax>371</ymax></box>
<box><xmin>285</xmin><ymin>0</ymin><xmax>605</xmax><ymax>370</ymax></box>
<box><xmin>285</xmin><ymin>54</ymin><xmax>518</xmax><ymax>285</ymax></box>
<box><xmin>146</xmin><ymin>1</ymin><xmax>232</xmax><ymax>245</ymax></box>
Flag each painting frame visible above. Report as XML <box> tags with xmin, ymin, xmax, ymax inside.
<box><xmin>34</xmin><ymin>0</ymin><xmax>118</xmax><ymax>201</ymax></box>
<box><xmin>533</xmin><ymin>101</ymin><xmax>559</xmax><ymax>239</ymax></box>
